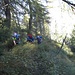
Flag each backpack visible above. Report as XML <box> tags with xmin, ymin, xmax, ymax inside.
<box><xmin>28</xmin><ymin>34</ymin><xmax>32</xmax><ymax>38</ymax></box>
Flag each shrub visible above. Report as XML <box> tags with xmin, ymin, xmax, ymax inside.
<box><xmin>0</xmin><ymin>27</ymin><xmax>11</xmax><ymax>42</ymax></box>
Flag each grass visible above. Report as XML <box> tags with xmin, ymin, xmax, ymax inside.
<box><xmin>0</xmin><ymin>39</ymin><xmax>75</xmax><ymax>75</ymax></box>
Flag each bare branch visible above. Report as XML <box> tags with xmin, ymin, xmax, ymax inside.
<box><xmin>62</xmin><ymin>0</ymin><xmax>75</xmax><ymax>7</ymax></box>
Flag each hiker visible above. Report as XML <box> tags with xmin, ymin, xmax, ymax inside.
<box><xmin>27</xmin><ymin>34</ymin><xmax>34</xmax><ymax>43</ymax></box>
<box><xmin>36</xmin><ymin>34</ymin><xmax>42</xmax><ymax>44</ymax></box>
<box><xmin>12</xmin><ymin>32</ymin><xmax>20</xmax><ymax>45</ymax></box>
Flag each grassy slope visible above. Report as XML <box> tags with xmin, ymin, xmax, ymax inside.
<box><xmin>0</xmin><ymin>40</ymin><xmax>75</xmax><ymax>75</ymax></box>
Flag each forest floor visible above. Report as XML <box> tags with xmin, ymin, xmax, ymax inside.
<box><xmin>0</xmin><ymin>39</ymin><xmax>75</xmax><ymax>75</ymax></box>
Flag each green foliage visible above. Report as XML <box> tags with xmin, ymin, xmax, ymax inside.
<box><xmin>1</xmin><ymin>38</ymin><xmax>75</xmax><ymax>75</ymax></box>
<box><xmin>0</xmin><ymin>42</ymin><xmax>6</xmax><ymax>56</ymax></box>
<box><xmin>70</xmin><ymin>25</ymin><xmax>75</xmax><ymax>52</ymax></box>
<box><xmin>0</xmin><ymin>27</ymin><xmax>11</xmax><ymax>42</ymax></box>
<box><xmin>6</xmin><ymin>38</ymin><xmax>14</xmax><ymax>50</ymax></box>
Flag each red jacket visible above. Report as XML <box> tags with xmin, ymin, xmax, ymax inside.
<box><xmin>28</xmin><ymin>34</ymin><xmax>32</xmax><ymax>38</ymax></box>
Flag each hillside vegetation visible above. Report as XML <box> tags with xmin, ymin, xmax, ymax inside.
<box><xmin>0</xmin><ymin>39</ymin><xmax>75</xmax><ymax>75</ymax></box>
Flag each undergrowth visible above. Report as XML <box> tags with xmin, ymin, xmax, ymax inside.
<box><xmin>0</xmin><ymin>39</ymin><xmax>75</xmax><ymax>75</ymax></box>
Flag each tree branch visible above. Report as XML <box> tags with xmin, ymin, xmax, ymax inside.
<box><xmin>62</xmin><ymin>0</ymin><xmax>75</xmax><ymax>7</ymax></box>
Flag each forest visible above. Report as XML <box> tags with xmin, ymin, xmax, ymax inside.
<box><xmin>0</xmin><ymin>0</ymin><xmax>75</xmax><ymax>75</ymax></box>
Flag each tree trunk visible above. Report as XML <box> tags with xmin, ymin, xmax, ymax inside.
<box><xmin>28</xmin><ymin>0</ymin><xmax>32</xmax><ymax>34</ymax></box>
<box><xmin>4</xmin><ymin>0</ymin><xmax>11</xmax><ymax>28</ymax></box>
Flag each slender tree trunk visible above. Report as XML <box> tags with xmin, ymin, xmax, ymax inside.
<box><xmin>42</xmin><ymin>19</ymin><xmax>45</xmax><ymax>36</ymax></box>
<box><xmin>60</xmin><ymin>34</ymin><xmax>67</xmax><ymax>49</ymax></box>
<box><xmin>28</xmin><ymin>0</ymin><xmax>32</xmax><ymax>34</ymax></box>
<box><xmin>4</xmin><ymin>0</ymin><xmax>11</xmax><ymax>28</ymax></box>
<box><xmin>34</xmin><ymin>21</ymin><xmax>38</xmax><ymax>36</ymax></box>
